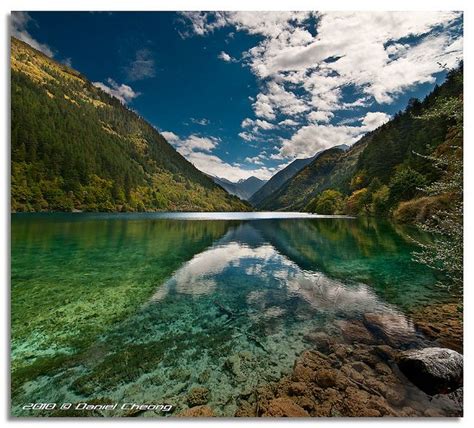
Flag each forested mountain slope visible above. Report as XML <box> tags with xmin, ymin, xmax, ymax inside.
<box><xmin>11</xmin><ymin>37</ymin><xmax>250</xmax><ymax>212</ymax></box>
<box><xmin>258</xmin><ymin>66</ymin><xmax>463</xmax><ymax>215</ymax></box>
<box><xmin>256</xmin><ymin>146</ymin><xmax>349</xmax><ymax>211</ymax></box>
<box><xmin>250</xmin><ymin>153</ymin><xmax>318</xmax><ymax>207</ymax></box>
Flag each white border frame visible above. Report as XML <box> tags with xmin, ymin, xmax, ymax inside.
<box><xmin>1</xmin><ymin>1</ymin><xmax>472</xmax><ymax>426</ymax></box>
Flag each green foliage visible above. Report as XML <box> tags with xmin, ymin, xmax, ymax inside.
<box><xmin>350</xmin><ymin>171</ymin><xmax>368</xmax><ymax>191</ymax></box>
<box><xmin>11</xmin><ymin>37</ymin><xmax>250</xmax><ymax>213</ymax></box>
<box><xmin>410</xmin><ymin>82</ymin><xmax>463</xmax><ymax>290</ymax></box>
<box><xmin>306</xmin><ymin>189</ymin><xmax>344</xmax><ymax>215</ymax></box>
<box><xmin>413</xmin><ymin>151</ymin><xmax>462</xmax><ymax>290</ymax></box>
<box><xmin>345</xmin><ymin>188</ymin><xmax>369</xmax><ymax>216</ymax></box>
<box><xmin>259</xmin><ymin>66</ymin><xmax>462</xmax><ymax>215</ymax></box>
<box><xmin>259</xmin><ymin>147</ymin><xmax>345</xmax><ymax>210</ymax></box>
<box><xmin>388</xmin><ymin>167</ymin><xmax>426</xmax><ymax>203</ymax></box>
<box><xmin>356</xmin><ymin>66</ymin><xmax>462</xmax><ymax>186</ymax></box>
<box><xmin>371</xmin><ymin>185</ymin><xmax>391</xmax><ymax>216</ymax></box>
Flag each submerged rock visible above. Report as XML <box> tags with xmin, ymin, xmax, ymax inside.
<box><xmin>177</xmin><ymin>405</ymin><xmax>215</xmax><ymax>417</ymax></box>
<box><xmin>224</xmin><ymin>354</ymin><xmax>245</xmax><ymax>382</ymax></box>
<box><xmin>262</xmin><ymin>398</ymin><xmax>310</xmax><ymax>417</ymax></box>
<box><xmin>302</xmin><ymin>331</ymin><xmax>331</xmax><ymax>353</ymax></box>
<box><xmin>337</xmin><ymin>320</ymin><xmax>375</xmax><ymax>345</ymax></box>
<box><xmin>363</xmin><ymin>312</ymin><xmax>417</xmax><ymax>347</ymax></box>
<box><xmin>397</xmin><ymin>347</ymin><xmax>463</xmax><ymax>395</ymax></box>
<box><xmin>235</xmin><ymin>341</ymin><xmax>463</xmax><ymax>417</ymax></box>
<box><xmin>186</xmin><ymin>387</ymin><xmax>210</xmax><ymax>407</ymax></box>
<box><xmin>373</xmin><ymin>344</ymin><xmax>398</xmax><ymax>362</ymax></box>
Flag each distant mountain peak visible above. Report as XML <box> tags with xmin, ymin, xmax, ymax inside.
<box><xmin>211</xmin><ymin>175</ymin><xmax>266</xmax><ymax>200</ymax></box>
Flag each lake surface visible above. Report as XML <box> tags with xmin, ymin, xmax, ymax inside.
<box><xmin>11</xmin><ymin>213</ymin><xmax>453</xmax><ymax>416</ymax></box>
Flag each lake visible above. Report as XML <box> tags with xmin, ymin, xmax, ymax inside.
<box><xmin>11</xmin><ymin>212</ymin><xmax>455</xmax><ymax>416</ymax></box>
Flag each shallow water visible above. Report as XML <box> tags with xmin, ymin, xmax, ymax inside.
<box><xmin>11</xmin><ymin>213</ymin><xmax>452</xmax><ymax>416</ymax></box>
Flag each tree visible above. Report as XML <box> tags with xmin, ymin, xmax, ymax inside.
<box><xmin>413</xmin><ymin>150</ymin><xmax>462</xmax><ymax>290</ymax></box>
<box><xmin>10</xmin><ymin>38</ymin><xmax>250</xmax><ymax>213</ymax></box>
<box><xmin>411</xmin><ymin>87</ymin><xmax>463</xmax><ymax>290</ymax></box>
<box><xmin>389</xmin><ymin>166</ymin><xmax>426</xmax><ymax>203</ymax></box>
<box><xmin>307</xmin><ymin>189</ymin><xmax>345</xmax><ymax>215</ymax></box>
<box><xmin>371</xmin><ymin>185</ymin><xmax>391</xmax><ymax>216</ymax></box>
<box><xmin>345</xmin><ymin>188</ymin><xmax>369</xmax><ymax>216</ymax></box>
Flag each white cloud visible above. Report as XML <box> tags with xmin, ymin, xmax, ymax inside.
<box><xmin>181</xmin><ymin>11</ymin><xmax>462</xmax><ymax>166</ymax></box>
<box><xmin>182</xmin><ymin>11</ymin><xmax>462</xmax><ymax>117</ymax></box>
<box><xmin>278</xmin><ymin>119</ymin><xmax>299</xmax><ymax>126</ymax></box>
<box><xmin>279</xmin><ymin>111</ymin><xmax>391</xmax><ymax>158</ymax></box>
<box><xmin>252</xmin><ymin>93</ymin><xmax>276</xmax><ymax>120</ymax></box>
<box><xmin>257</xmin><ymin>81</ymin><xmax>309</xmax><ymax>118</ymax></box>
<box><xmin>169</xmin><ymin>134</ymin><xmax>219</xmax><ymax>156</ymax></box>
<box><xmin>179</xmin><ymin>12</ymin><xmax>228</xmax><ymax>37</ymax></box>
<box><xmin>244</xmin><ymin>12</ymin><xmax>461</xmax><ymax>85</ymax></box>
<box><xmin>362</xmin><ymin>112</ymin><xmax>390</xmax><ymax>130</ymax></box>
<box><xmin>241</xmin><ymin>118</ymin><xmax>275</xmax><ymax>130</ymax></box>
<box><xmin>307</xmin><ymin>110</ymin><xmax>334</xmax><ymax>124</ymax></box>
<box><xmin>218</xmin><ymin>51</ymin><xmax>234</xmax><ymax>62</ymax></box>
<box><xmin>62</xmin><ymin>57</ymin><xmax>73</xmax><ymax>67</ymax></box>
<box><xmin>162</xmin><ymin>130</ymin><xmax>274</xmax><ymax>181</ymax></box>
<box><xmin>185</xmin><ymin>151</ymin><xmax>274</xmax><ymax>181</ymax></box>
<box><xmin>238</xmin><ymin>118</ymin><xmax>277</xmax><ymax>145</ymax></box>
<box><xmin>279</xmin><ymin>124</ymin><xmax>360</xmax><ymax>159</ymax></box>
<box><xmin>238</xmin><ymin>131</ymin><xmax>254</xmax><ymax>142</ymax></box>
<box><xmin>92</xmin><ymin>78</ymin><xmax>139</xmax><ymax>104</ymax></box>
<box><xmin>11</xmin><ymin>12</ymin><xmax>54</xmax><ymax>57</ymax></box>
<box><xmin>190</xmin><ymin>117</ymin><xmax>210</xmax><ymax>126</ymax></box>
<box><xmin>161</xmin><ymin>131</ymin><xmax>180</xmax><ymax>142</ymax></box>
<box><xmin>124</xmin><ymin>48</ymin><xmax>156</xmax><ymax>81</ymax></box>
<box><xmin>244</xmin><ymin>155</ymin><xmax>264</xmax><ymax>165</ymax></box>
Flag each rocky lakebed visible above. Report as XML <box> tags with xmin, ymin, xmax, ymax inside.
<box><xmin>179</xmin><ymin>303</ymin><xmax>463</xmax><ymax>417</ymax></box>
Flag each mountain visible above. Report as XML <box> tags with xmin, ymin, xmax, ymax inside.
<box><xmin>250</xmin><ymin>154</ymin><xmax>317</xmax><ymax>207</ymax></box>
<box><xmin>256</xmin><ymin>146</ymin><xmax>349</xmax><ymax>211</ymax></box>
<box><xmin>210</xmin><ymin>176</ymin><xmax>240</xmax><ymax>197</ymax></box>
<box><xmin>10</xmin><ymin>38</ymin><xmax>250</xmax><ymax>212</ymax></box>
<box><xmin>211</xmin><ymin>175</ymin><xmax>266</xmax><ymax>200</ymax></box>
<box><xmin>251</xmin><ymin>144</ymin><xmax>349</xmax><ymax>209</ymax></box>
<box><xmin>236</xmin><ymin>176</ymin><xmax>267</xmax><ymax>199</ymax></box>
<box><xmin>256</xmin><ymin>66</ymin><xmax>462</xmax><ymax>214</ymax></box>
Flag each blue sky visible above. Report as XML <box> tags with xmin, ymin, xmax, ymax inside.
<box><xmin>11</xmin><ymin>11</ymin><xmax>463</xmax><ymax>181</ymax></box>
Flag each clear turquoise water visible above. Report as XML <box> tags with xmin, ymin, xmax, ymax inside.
<box><xmin>11</xmin><ymin>213</ymin><xmax>450</xmax><ymax>416</ymax></box>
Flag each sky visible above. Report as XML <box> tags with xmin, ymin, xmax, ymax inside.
<box><xmin>11</xmin><ymin>11</ymin><xmax>463</xmax><ymax>181</ymax></box>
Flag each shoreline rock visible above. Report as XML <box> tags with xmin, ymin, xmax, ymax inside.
<box><xmin>235</xmin><ymin>340</ymin><xmax>462</xmax><ymax>417</ymax></box>
<box><xmin>409</xmin><ymin>302</ymin><xmax>463</xmax><ymax>353</ymax></box>
<box><xmin>397</xmin><ymin>347</ymin><xmax>463</xmax><ymax>395</ymax></box>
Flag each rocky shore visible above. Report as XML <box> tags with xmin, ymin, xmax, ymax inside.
<box><xmin>178</xmin><ymin>306</ymin><xmax>463</xmax><ymax>418</ymax></box>
<box><xmin>409</xmin><ymin>302</ymin><xmax>463</xmax><ymax>353</ymax></box>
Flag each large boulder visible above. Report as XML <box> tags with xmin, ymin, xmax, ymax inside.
<box><xmin>397</xmin><ymin>347</ymin><xmax>463</xmax><ymax>395</ymax></box>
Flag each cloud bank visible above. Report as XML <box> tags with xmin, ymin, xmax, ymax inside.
<box><xmin>181</xmin><ymin>11</ymin><xmax>463</xmax><ymax>165</ymax></box>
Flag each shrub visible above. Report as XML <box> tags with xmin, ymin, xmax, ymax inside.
<box><xmin>306</xmin><ymin>189</ymin><xmax>345</xmax><ymax>215</ymax></box>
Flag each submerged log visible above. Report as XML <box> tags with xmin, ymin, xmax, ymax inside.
<box><xmin>214</xmin><ymin>300</ymin><xmax>235</xmax><ymax>318</ymax></box>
